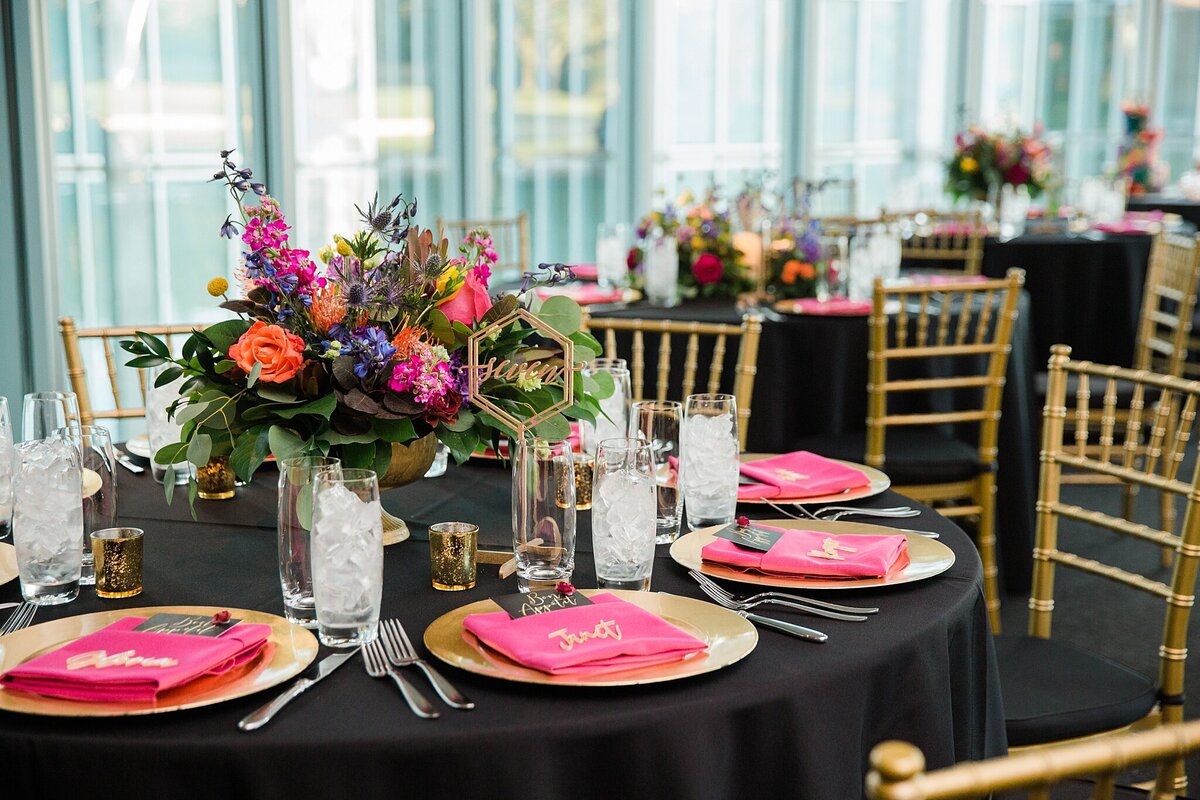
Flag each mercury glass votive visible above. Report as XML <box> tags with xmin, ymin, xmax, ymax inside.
<box><xmin>196</xmin><ymin>456</ymin><xmax>236</xmax><ymax>500</ymax></box>
<box><xmin>91</xmin><ymin>527</ymin><xmax>144</xmax><ymax>598</ymax></box>
<box><xmin>573</xmin><ymin>455</ymin><xmax>594</xmax><ymax>511</ymax></box>
<box><xmin>429</xmin><ymin>522</ymin><xmax>478</xmax><ymax>591</ymax></box>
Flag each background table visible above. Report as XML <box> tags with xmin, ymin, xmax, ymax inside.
<box><xmin>0</xmin><ymin>462</ymin><xmax>1005</xmax><ymax>800</ymax></box>
<box><xmin>1127</xmin><ymin>195</ymin><xmax>1200</xmax><ymax>229</ymax></box>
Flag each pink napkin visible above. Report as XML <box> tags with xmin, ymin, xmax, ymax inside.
<box><xmin>702</xmin><ymin>526</ymin><xmax>909</xmax><ymax>579</ymax></box>
<box><xmin>462</xmin><ymin>593</ymin><xmax>708</xmax><ymax>676</ymax></box>
<box><xmin>932</xmin><ymin>222</ymin><xmax>987</xmax><ymax>237</ymax></box>
<box><xmin>784</xmin><ymin>298</ymin><xmax>872</xmax><ymax>316</ymax></box>
<box><xmin>570</xmin><ymin>264</ymin><xmax>599</xmax><ymax>280</ymax></box>
<box><xmin>1091</xmin><ymin>215</ymin><xmax>1159</xmax><ymax>234</ymax></box>
<box><xmin>535</xmin><ymin>284</ymin><xmax>625</xmax><ymax>305</ymax></box>
<box><xmin>738</xmin><ymin>451</ymin><xmax>871</xmax><ymax>500</ymax></box>
<box><xmin>0</xmin><ymin>617</ymin><xmax>272</xmax><ymax>702</ymax></box>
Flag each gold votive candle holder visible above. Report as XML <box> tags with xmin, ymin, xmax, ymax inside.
<box><xmin>196</xmin><ymin>456</ymin><xmax>236</xmax><ymax>500</ymax></box>
<box><xmin>91</xmin><ymin>527</ymin><xmax>144</xmax><ymax>598</ymax></box>
<box><xmin>429</xmin><ymin>522</ymin><xmax>478</xmax><ymax>591</ymax></box>
<box><xmin>574</xmin><ymin>455</ymin><xmax>594</xmax><ymax>511</ymax></box>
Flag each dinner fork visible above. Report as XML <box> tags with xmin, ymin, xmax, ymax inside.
<box><xmin>687</xmin><ymin>571</ymin><xmax>867</xmax><ymax>621</ymax></box>
<box><xmin>694</xmin><ymin>582</ymin><xmax>828</xmax><ymax>643</ymax></box>
<box><xmin>688</xmin><ymin>570</ymin><xmax>879</xmax><ymax>615</ymax></box>
<box><xmin>764</xmin><ymin>501</ymin><xmax>941</xmax><ymax>538</ymax></box>
<box><xmin>361</xmin><ymin>638</ymin><xmax>439</xmax><ymax>719</ymax></box>
<box><xmin>809</xmin><ymin>505</ymin><xmax>920</xmax><ymax>521</ymax></box>
<box><xmin>379</xmin><ymin>619</ymin><xmax>474</xmax><ymax>710</ymax></box>
<box><xmin>0</xmin><ymin>602</ymin><xmax>37</xmax><ymax>635</ymax></box>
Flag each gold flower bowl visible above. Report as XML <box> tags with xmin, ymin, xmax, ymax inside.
<box><xmin>378</xmin><ymin>433</ymin><xmax>438</xmax><ymax>546</ymax></box>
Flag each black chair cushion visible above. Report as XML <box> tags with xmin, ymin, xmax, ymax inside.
<box><xmin>791</xmin><ymin>428</ymin><xmax>985</xmax><ymax>485</ymax></box>
<box><xmin>995</xmin><ymin>634</ymin><xmax>1158</xmax><ymax>747</ymax></box>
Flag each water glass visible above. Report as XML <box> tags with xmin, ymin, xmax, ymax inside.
<box><xmin>22</xmin><ymin>391</ymin><xmax>80</xmax><ymax>442</ymax></box>
<box><xmin>631</xmin><ymin>400</ymin><xmax>684</xmax><ymax>543</ymax></box>
<box><xmin>581</xmin><ymin>357</ymin><xmax>631</xmax><ymax>456</ymax></box>
<box><xmin>0</xmin><ymin>397</ymin><xmax>13</xmax><ymax>540</ymax></box>
<box><xmin>511</xmin><ymin>437</ymin><xmax>576</xmax><ymax>593</ymax></box>
<box><xmin>145</xmin><ymin>365</ymin><xmax>189</xmax><ymax>485</ymax></box>
<box><xmin>12</xmin><ymin>437</ymin><xmax>83</xmax><ymax>605</ymax></box>
<box><xmin>56</xmin><ymin>425</ymin><xmax>117</xmax><ymax>586</ymax></box>
<box><xmin>278</xmin><ymin>456</ymin><xmax>343</xmax><ymax>628</ymax></box>
<box><xmin>311</xmin><ymin>468</ymin><xmax>383</xmax><ymax>648</ymax></box>
<box><xmin>596</xmin><ymin>222</ymin><xmax>631</xmax><ymax>288</ymax></box>
<box><xmin>681</xmin><ymin>393</ymin><xmax>740</xmax><ymax>530</ymax></box>
<box><xmin>91</xmin><ymin>527</ymin><xmax>144</xmax><ymax>599</ymax></box>
<box><xmin>423</xmin><ymin>442</ymin><xmax>449</xmax><ymax>478</ymax></box>
<box><xmin>592</xmin><ymin>438</ymin><xmax>657</xmax><ymax>591</ymax></box>
<box><xmin>645</xmin><ymin>232</ymin><xmax>680</xmax><ymax>307</ymax></box>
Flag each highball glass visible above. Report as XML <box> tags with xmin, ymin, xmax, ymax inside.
<box><xmin>278</xmin><ymin>456</ymin><xmax>343</xmax><ymax>628</ymax></box>
<box><xmin>681</xmin><ymin>393</ymin><xmax>740</xmax><ymax>530</ymax></box>
<box><xmin>512</xmin><ymin>437</ymin><xmax>576</xmax><ymax>593</ymax></box>
<box><xmin>596</xmin><ymin>222</ymin><xmax>631</xmax><ymax>288</ymax></box>
<box><xmin>56</xmin><ymin>425</ymin><xmax>117</xmax><ymax>586</ymax></box>
<box><xmin>631</xmin><ymin>400</ymin><xmax>684</xmax><ymax>543</ymax></box>
<box><xmin>592</xmin><ymin>438</ymin><xmax>657</xmax><ymax>590</ymax></box>
<box><xmin>0</xmin><ymin>397</ymin><xmax>13</xmax><ymax>540</ymax></box>
<box><xmin>12</xmin><ymin>437</ymin><xmax>83</xmax><ymax>605</ymax></box>
<box><xmin>146</xmin><ymin>365</ymin><xmax>189</xmax><ymax>485</ymax></box>
<box><xmin>311</xmin><ymin>468</ymin><xmax>383</xmax><ymax>648</ymax></box>
<box><xmin>22</xmin><ymin>391</ymin><xmax>80</xmax><ymax>442</ymax></box>
<box><xmin>580</xmin><ymin>357</ymin><xmax>631</xmax><ymax>457</ymax></box>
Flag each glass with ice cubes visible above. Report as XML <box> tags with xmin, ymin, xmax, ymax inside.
<box><xmin>681</xmin><ymin>393</ymin><xmax>740</xmax><ymax>530</ymax></box>
<box><xmin>12</xmin><ymin>436</ymin><xmax>84</xmax><ymax>605</ymax></box>
<box><xmin>0</xmin><ymin>396</ymin><xmax>13</xmax><ymax>540</ymax></box>
<box><xmin>592</xmin><ymin>437</ymin><xmax>657</xmax><ymax>590</ymax></box>
<box><xmin>310</xmin><ymin>468</ymin><xmax>384</xmax><ymax>648</ymax></box>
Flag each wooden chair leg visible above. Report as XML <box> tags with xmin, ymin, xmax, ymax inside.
<box><xmin>977</xmin><ymin>474</ymin><xmax>1001</xmax><ymax>633</ymax></box>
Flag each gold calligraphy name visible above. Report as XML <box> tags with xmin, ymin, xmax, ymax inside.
<box><xmin>808</xmin><ymin>536</ymin><xmax>858</xmax><ymax>561</ymax></box>
<box><xmin>547</xmin><ymin>619</ymin><xmax>622</xmax><ymax>651</ymax></box>
<box><xmin>520</xmin><ymin>592</ymin><xmax>582</xmax><ymax>617</ymax></box>
<box><xmin>468</xmin><ymin>357</ymin><xmax>582</xmax><ymax>386</ymax></box>
<box><xmin>65</xmin><ymin>650</ymin><xmax>180</xmax><ymax>670</ymax></box>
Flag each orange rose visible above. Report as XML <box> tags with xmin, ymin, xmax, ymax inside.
<box><xmin>781</xmin><ymin>259</ymin><xmax>802</xmax><ymax>284</ymax></box>
<box><xmin>798</xmin><ymin>261</ymin><xmax>816</xmax><ymax>280</ymax></box>
<box><xmin>228</xmin><ymin>321</ymin><xmax>306</xmax><ymax>383</ymax></box>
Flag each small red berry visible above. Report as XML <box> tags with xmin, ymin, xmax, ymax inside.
<box><xmin>211</xmin><ymin>610</ymin><xmax>231</xmax><ymax>624</ymax></box>
<box><xmin>556</xmin><ymin>581</ymin><xmax>576</xmax><ymax>596</ymax></box>
<box><xmin>736</xmin><ymin>516</ymin><xmax>750</xmax><ymax>527</ymax></box>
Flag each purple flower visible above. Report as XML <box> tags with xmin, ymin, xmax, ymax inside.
<box><xmin>352</xmin><ymin>326</ymin><xmax>397</xmax><ymax>379</ymax></box>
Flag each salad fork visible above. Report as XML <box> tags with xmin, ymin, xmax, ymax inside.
<box><xmin>693</xmin><ymin>582</ymin><xmax>828</xmax><ymax>643</ymax></box>
<box><xmin>379</xmin><ymin>619</ymin><xmax>473</xmax><ymax>710</ymax></box>
<box><xmin>361</xmin><ymin>638</ymin><xmax>439</xmax><ymax>719</ymax></box>
<box><xmin>0</xmin><ymin>602</ymin><xmax>36</xmax><ymax>635</ymax></box>
<box><xmin>688</xmin><ymin>571</ymin><xmax>867</xmax><ymax>621</ymax></box>
<box><xmin>689</xmin><ymin>570</ymin><xmax>878</xmax><ymax>615</ymax></box>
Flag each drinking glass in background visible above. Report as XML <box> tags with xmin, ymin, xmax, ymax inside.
<box><xmin>0</xmin><ymin>397</ymin><xmax>13</xmax><ymax>539</ymax></box>
<box><xmin>596</xmin><ymin>222</ymin><xmax>631</xmax><ymax>288</ymax></box>
<box><xmin>592</xmin><ymin>437</ymin><xmax>657</xmax><ymax>591</ymax></box>
<box><xmin>22</xmin><ymin>391</ymin><xmax>80</xmax><ymax>441</ymax></box>
<box><xmin>580</xmin><ymin>357</ymin><xmax>631</xmax><ymax>456</ymax></box>
<box><xmin>998</xmin><ymin>184</ymin><xmax>1031</xmax><ymax>240</ymax></box>
<box><xmin>12</xmin><ymin>436</ymin><xmax>84</xmax><ymax>605</ymax></box>
<box><xmin>56</xmin><ymin>425</ymin><xmax>117</xmax><ymax>587</ymax></box>
<box><xmin>681</xmin><ymin>393</ymin><xmax>740</xmax><ymax>530</ymax></box>
<box><xmin>145</xmin><ymin>364</ymin><xmax>189</xmax><ymax>485</ymax></box>
<box><xmin>423</xmin><ymin>442</ymin><xmax>449</xmax><ymax>478</ymax></box>
<box><xmin>310</xmin><ymin>468</ymin><xmax>383</xmax><ymax>647</ymax></box>
<box><xmin>819</xmin><ymin>233</ymin><xmax>848</xmax><ymax>300</ymax></box>
<box><xmin>278</xmin><ymin>456</ymin><xmax>343</xmax><ymax>628</ymax></box>
<box><xmin>511</xmin><ymin>437</ymin><xmax>576</xmax><ymax>593</ymax></box>
<box><xmin>631</xmin><ymin>400</ymin><xmax>684</xmax><ymax>544</ymax></box>
<box><xmin>645</xmin><ymin>230</ymin><xmax>680</xmax><ymax>307</ymax></box>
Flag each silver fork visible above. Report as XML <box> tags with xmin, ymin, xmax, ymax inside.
<box><xmin>687</xmin><ymin>571</ymin><xmax>866</xmax><ymax>621</ymax></box>
<box><xmin>688</xmin><ymin>570</ymin><xmax>879</xmax><ymax>615</ymax></box>
<box><xmin>0</xmin><ymin>602</ymin><xmax>37</xmax><ymax>635</ymax></box>
<box><xmin>693</xmin><ymin>582</ymin><xmax>828</xmax><ymax>643</ymax></box>
<box><xmin>380</xmin><ymin>619</ymin><xmax>474</xmax><ymax>710</ymax></box>
<box><xmin>808</xmin><ymin>505</ymin><xmax>920</xmax><ymax>521</ymax></box>
<box><xmin>361</xmin><ymin>638</ymin><xmax>439</xmax><ymax>719</ymax></box>
<box><xmin>764</xmin><ymin>501</ymin><xmax>941</xmax><ymax>538</ymax></box>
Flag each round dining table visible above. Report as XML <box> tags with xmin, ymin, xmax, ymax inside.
<box><xmin>0</xmin><ymin>459</ymin><xmax>1005</xmax><ymax>800</ymax></box>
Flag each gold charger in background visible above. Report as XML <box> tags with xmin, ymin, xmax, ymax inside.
<box><xmin>424</xmin><ymin>589</ymin><xmax>757</xmax><ymax>687</ymax></box>
<box><xmin>0</xmin><ymin>543</ymin><xmax>16</xmax><ymax>588</ymax></box>
<box><xmin>738</xmin><ymin>454</ymin><xmax>890</xmax><ymax>505</ymax></box>
<box><xmin>0</xmin><ymin>605</ymin><xmax>318</xmax><ymax>717</ymax></box>
<box><xmin>670</xmin><ymin>519</ymin><xmax>955</xmax><ymax>591</ymax></box>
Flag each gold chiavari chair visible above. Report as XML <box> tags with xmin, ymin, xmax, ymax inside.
<box><xmin>891</xmin><ymin>208</ymin><xmax>987</xmax><ymax>275</ymax></box>
<box><xmin>59</xmin><ymin>317</ymin><xmax>198</xmax><ymax>426</ymax></box>
<box><xmin>579</xmin><ymin>314</ymin><xmax>764</xmax><ymax>451</ymax></box>
<box><xmin>991</xmin><ymin>345</ymin><xmax>1200</xmax><ymax>797</ymax></box>
<box><xmin>437</xmin><ymin>212</ymin><xmax>530</xmax><ymax>277</ymax></box>
<box><xmin>866</xmin><ymin>718</ymin><xmax>1200</xmax><ymax>800</ymax></box>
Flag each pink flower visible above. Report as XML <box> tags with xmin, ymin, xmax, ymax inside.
<box><xmin>691</xmin><ymin>252</ymin><xmax>723</xmax><ymax>285</ymax></box>
<box><xmin>438</xmin><ymin>270</ymin><xmax>493</xmax><ymax>326</ymax></box>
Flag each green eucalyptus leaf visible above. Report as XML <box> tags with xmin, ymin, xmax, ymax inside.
<box><xmin>164</xmin><ymin>466</ymin><xmax>176</xmax><ymax>504</ymax></box>
<box><xmin>339</xmin><ymin>441</ymin><xmax>376</xmax><ymax>469</ymax></box>
<box><xmin>445</xmin><ymin>408</ymin><xmax>476</xmax><ymax>432</ymax></box>
<box><xmin>588</xmin><ymin>370</ymin><xmax>615</xmax><ymax>398</ymax></box>
<box><xmin>247</xmin><ymin>361</ymin><xmax>263</xmax><ymax>387</ymax></box>
<box><xmin>531</xmin><ymin>413</ymin><xmax>571</xmax><ymax>441</ymax></box>
<box><xmin>273</xmin><ymin>394</ymin><xmax>336</xmax><ymax>420</ymax></box>
<box><xmin>186</xmin><ymin>433</ymin><xmax>213</xmax><ymax>468</ymax></box>
<box><xmin>321</xmin><ymin>430</ymin><xmax>378</xmax><ymax>445</ymax></box>
<box><xmin>214</xmin><ymin>359</ymin><xmax>236</xmax><ymax>374</ymax></box>
<box><xmin>256</xmin><ymin>386</ymin><xmax>301</xmax><ymax>404</ymax></box>
<box><xmin>268</xmin><ymin>425</ymin><xmax>306</xmax><ymax>462</ymax></box>
<box><xmin>187</xmin><ymin>478</ymin><xmax>199</xmax><ymax>519</ymax></box>
<box><xmin>437</xmin><ymin>427</ymin><xmax>481</xmax><ymax>465</ymax></box>
<box><xmin>173</xmin><ymin>401</ymin><xmax>212</xmax><ymax>427</ymax></box>
<box><xmin>296</xmin><ymin>486</ymin><xmax>314</xmax><ymax>532</ymax></box>
<box><xmin>154</xmin><ymin>442</ymin><xmax>189</xmax><ymax>466</ymax></box>
<box><xmin>567</xmin><ymin>331</ymin><xmax>600</xmax><ymax>363</ymax></box>
<box><xmin>536</xmin><ymin>296</ymin><xmax>582</xmax><ymax>336</ymax></box>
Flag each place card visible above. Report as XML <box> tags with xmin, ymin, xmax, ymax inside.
<box><xmin>131</xmin><ymin>613</ymin><xmax>242</xmax><ymax>638</ymax></box>
<box><xmin>491</xmin><ymin>590</ymin><xmax>596</xmax><ymax>620</ymax></box>
<box><xmin>714</xmin><ymin>522</ymin><xmax>786</xmax><ymax>552</ymax></box>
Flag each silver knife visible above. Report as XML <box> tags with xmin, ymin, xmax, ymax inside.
<box><xmin>238</xmin><ymin>651</ymin><xmax>355</xmax><ymax>731</ymax></box>
<box><xmin>738</xmin><ymin>611</ymin><xmax>828</xmax><ymax>643</ymax></box>
<box><xmin>116</xmin><ymin>453</ymin><xmax>145</xmax><ymax>474</ymax></box>
<box><xmin>0</xmin><ymin>602</ymin><xmax>18</xmax><ymax>611</ymax></box>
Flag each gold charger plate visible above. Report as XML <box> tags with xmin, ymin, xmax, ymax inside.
<box><xmin>670</xmin><ymin>518</ymin><xmax>955</xmax><ymax>591</ymax></box>
<box><xmin>0</xmin><ymin>605</ymin><xmax>318</xmax><ymax>717</ymax></box>
<box><xmin>0</xmin><ymin>543</ymin><xmax>16</xmax><ymax>588</ymax></box>
<box><xmin>424</xmin><ymin>589</ymin><xmax>757</xmax><ymax>687</ymax></box>
<box><xmin>737</xmin><ymin>453</ymin><xmax>890</xmax><ymax>506</ymax></box>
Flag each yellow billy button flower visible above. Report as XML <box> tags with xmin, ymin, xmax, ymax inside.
<box><xmin>206</xmin><ymin>277</ymin><xmax>230</xmax><ymax>297</ymax></box>
<box><xmin>960</xmin><ymin>156</ymin><xmax>979</xmax><ymax>173</ymax></box>
<box><xmin>335</xmin><ymin>240</ymin><xmax>352</xmax><ymax>257</ymax></box>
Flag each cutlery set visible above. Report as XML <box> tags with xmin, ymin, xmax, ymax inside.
<box><xmin>0</xmin><ymin>603</ymin><xmax>36</xmax><ymax>635</ymax></box>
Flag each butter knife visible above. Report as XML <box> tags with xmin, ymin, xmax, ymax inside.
<box><xmin>116</xmin><ymin>452</ymin><xmax>145</xmax><ymax>474</ymax></box>
<box><xmin>238</xmin><ymin>651</ymin><xmax>355</xmax><ymax>731</ymax></box>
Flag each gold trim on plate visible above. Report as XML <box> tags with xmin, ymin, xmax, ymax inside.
<box><xmin>738</xmin><ymin>454</ymin><xmax>891</xmax><ymax>505</ymax></box>
<box><xmin>670</xmin><ymin>519</ymin><xmax>955</xmax><ymax>591</ymax></box>
<box><xmin>0</xmin><ymin>543</ymin><xmax>16</xmax><ymax>588</ymax></box>
<box><xmin>0</xmin><ymin>605</ymin><xmax>318</xmax><ymax>717</ymax></box>
<box><xmin>423</xmin><ymin>589</ymin><xmax>758</xmax><ymax>687</ymax></box>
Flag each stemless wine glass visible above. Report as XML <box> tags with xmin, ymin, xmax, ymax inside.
<box><xmin>278</xmin><ymin>456</ymin><xmax>343</xmax><ymax>628</ymax></box>
<box><xmin>12</xmin><ymin>437</ymin><xmax>83</xmax><ymax>605</ymax></box>
<box><xmin>596</xmin><ymin>222</ymin><xmax>631</xmax><ymax>288</ymax></box>
<box><xmin>581</xmin><ymin>357</ymin><xmax>631</xmax><ymax>456</ymax></box>
<box><xmin>145</xmin><ymin>364</ymin><xmax>189</xmax><ymax>485</ymax></box>
<box><xmin>681</xmin><ymin>393</ymin><xmax>740</xmax><ymax>530</ymax></box>
<box><xmin>645</xmin><ymin>230</ymin><xmax>680</xmax><ymax>307</ymax></box>
<box><xmin>310</xmin><ymin>468</ymin><xmax>383</xmax><ymax>648</ymax></box>
<box><xmin>0</xmin><ymin>397</ymin><xmax>13</xmax><ymax>539</ymax></box>
<box><xmin>631</xmin><ymin>400</ymin><xmax>685</xmax><ymax>543</ymax></box>
<box><xmin>22</xmin><ymin>391</ymin><xmax>80</xmax><ymax>442</ymax></box>
<box><xmin>592</xmin><ymin>437</ymin><xmax>657</xmax><ymax>590</ymax></box>
<box><xmin>511</xmin><ymin>437</ymin><xmax>576</xmax><ymax>593</ymax></box>
<box><xmin>56</xmin><ymin>425</ymin><xmax>117</xmax><ymax>587</ymax></box>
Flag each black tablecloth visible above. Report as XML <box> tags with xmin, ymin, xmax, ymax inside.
<box><xmin>592</xmin><ymin>298</ymin><xmax>1038</xmax><ymax>593</ymax></box>
<box><xmin>0</xmin><ymin>463</ymin><xmax>1006</xmax><ymax>800</ymax></box>
<box><xmin>1128</xmin><ymin>195</ymin><xmax>1200</xmax><ymax>229</ymax></box>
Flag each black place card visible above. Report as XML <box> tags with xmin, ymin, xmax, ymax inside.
<box><xmin>491</xmin><ymin>590</ymin><xmax>595</xmax><ymax>620</ymax></box>
<box><xmin>132</xmin><ymin>613</ymin><xmax>241</xmax><ymax>637</ymax></box>
<box><xmin>714</xmin><ymin>523</ymin><xmax>786</xmax><ymax>552</ymax></box>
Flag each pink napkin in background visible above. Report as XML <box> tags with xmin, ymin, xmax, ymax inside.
<box><xmin>1091</xmin><ymin>213</ymin><xmax>1161</xmax><ymax>234</ymax></box>
<box><xmin>0</xmin><ymin>617</ymin><xmax>272</xmax><ymax>702</ymax></box>
<box><xmin>784</xmin><ymin>298</ymin><xmax>873</xmax><ymax>316</ymax></box>
<box><xmin>462</xmin><ymin>593</ymin><xmax>708</xmax><ymax>676</ymax></box>
<box><xmin>738</xmin><ymin>451</ymin><xmax>871</xmax><ymax>500</ymax></box>
<box><xmin>569</xmin><ymin>264</ymin><xmax>599</xmax><ymax>280</ymax></box>
<box><xmin>931</xmin><ymin>222</ymin><xmax>988</xmax><ymax>237</ymax></box>
<box><xmin>1126</xmin><ymin>210</ymin><xmax>1165</xmax><ymax>222</ymax></box>
<box><xmin>702</xmin><ymin>526</ymin><xmax>909</xmax><ymax>579</ymax></box>
<box><xmin>534</xmin><ymin>283</ymin><xmax>625</xmax><ymax>305</ymax></box>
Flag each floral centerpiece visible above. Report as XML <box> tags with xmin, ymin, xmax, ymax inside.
<box><xmin>122</xmin><ymin>150</ymin><xmax>611</xmax><ymax>500</ymax></box>
<box><xmin>626</xmin><ymin>190</ymin><xmax>755</xmax><ymax>300</ymax></box>
<box><xmin>766</xmin><ymin>216</ymin><xmax>824</xmax><ymax>300</ymax></box>
<box><xmin>1117</xmin><ymin>102</ymin><xmax>1168</xmax><ymax>196</ymax></box>
<box><xmin>946</xmin><ymin>125</ymin><xmax>1053</xmax><ymax>202</ymax></box>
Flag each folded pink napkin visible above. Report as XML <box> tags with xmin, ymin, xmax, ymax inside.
<box><xmin>570</xmin><ymin>264</ymin><xmax>599</xmax><ymax>280</ymax></box>
<box><xmin>534</xmin><ymin>284</ymin><xmax>625</xmax><ymax>305</ymax></box>
<box><xmin>1091</xmin><ymin>216</ymin><xmax>1159</xmax><ymax>234</ymax></box>
<box><xmin>785</xmin><ymin>298</ymin><xmax>872</xmax><ymax>316</ymax></box>
<box><xmin>738</xmin><ymin>451</ymin><xmax>870</xmax><ymax>500</ymax></box>
<box><xmin>0</xmin><ymin>617</ymin><xmax>272</xmax><ymax>702</ymax></box>
<box><xmin>463</xmin><ymin>593</ymin><xmax>708</xmax><ymax>676</ymax></box>
<box><xmin>702</xmin><ymin>526</ymin><xmax>909</xmax><ymax>579</ymax></box>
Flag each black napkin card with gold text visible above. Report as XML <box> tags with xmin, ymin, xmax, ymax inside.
<box><xmin>714</xmin><ymin>523</ymin><xmax>786</xmax><ymax>552</ymax></box>
<box><xmin>491</xmin><ymin>590</ymin><xmax>596</xmax><ymax>620</ymax></box>
<box><xmin>132</xmin><ymin>613</ymin><xmax>242</xmax><ymax>637</ymax></box>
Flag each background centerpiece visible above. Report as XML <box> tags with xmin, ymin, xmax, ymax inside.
<box><xmin>123</xmin><ymin>151</ymin><xmax>611</xmax><ymax>539</ymax></box>
<box><xmin>946</xmin><ymin>124</ymin><xmax>1053</xmax><ymax>204</ymax></box>
<box><xmin>1116</xmin><ymin>102</ymin><xmax>1168</xmax><ymax>196</ymax></box>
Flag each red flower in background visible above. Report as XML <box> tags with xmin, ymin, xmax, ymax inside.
<box><xmin>691</xmin><ymin>252</ymin><xmax>723</xmax><ymax>285</ymax></box>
